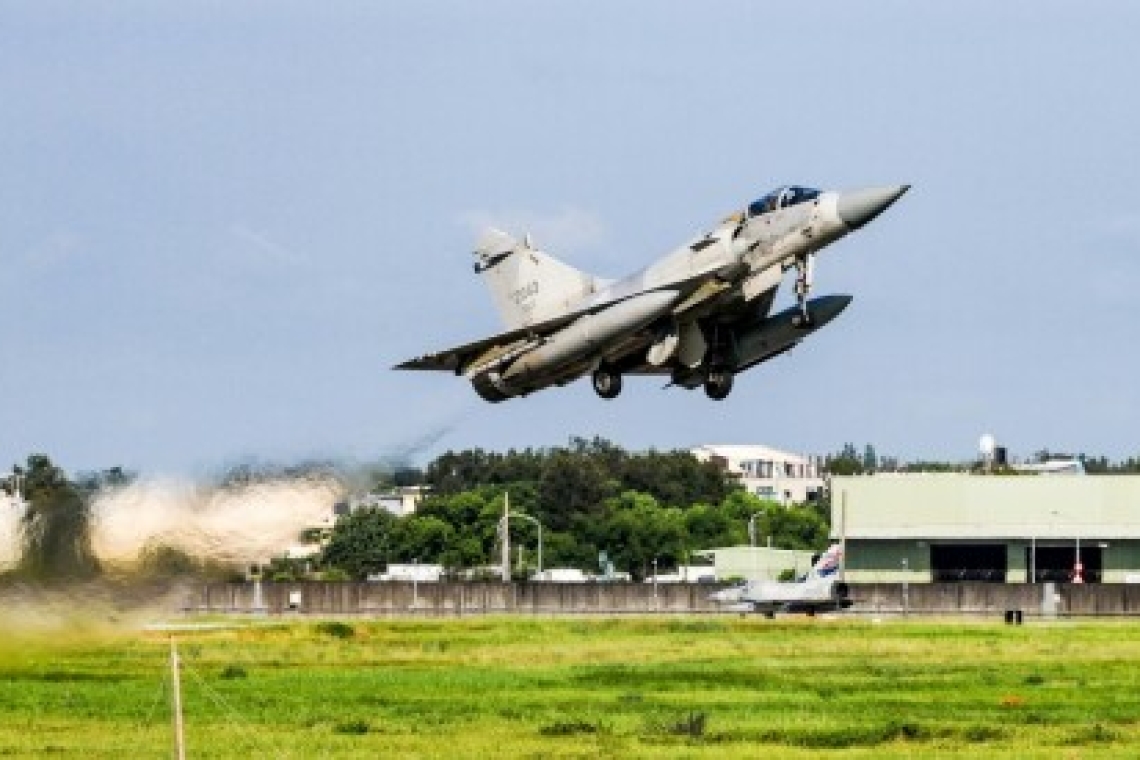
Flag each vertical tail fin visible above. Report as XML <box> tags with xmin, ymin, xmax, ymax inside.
<box><xmin>808</xmin><ymin>544</ymin><xmax>843</xmax><ymax>580</ymax></box>
<box><xmin>473</xmin><ymin>228</ymin><xmax>599</xmax><ymax>330</ymax></box>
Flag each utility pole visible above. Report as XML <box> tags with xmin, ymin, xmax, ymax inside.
<box><xmin>652</xmin><ymin>558</ymin><xmax>659</xmax><ymax>609</ymax></box>
<box><xmin>901</xmin><ymin>557</ymin><xmax>909</xmax><ymax>616</ymax></box>
<box><xmin>501</xmin><ymin>492</ymin><xmax>510</xmax><ymax>583</ymax></box>
<box><xmin>509</xmin><ymin>512</ymin><xmax>543</xmax><ymax>579</ymax></box>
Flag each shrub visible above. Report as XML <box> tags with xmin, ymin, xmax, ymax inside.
<box><xmin>333</xmin><ymin>720</ymin><xmax>369</xmax><ymax>735</ymax></box>
<box><xmin>219</xmin><ymin>665</ymin><xmax>247</xmax><ymax>680</ymax></box>
<box><xmin>315</xmin><ymin>621</ymin><xmax>355</xmax><ymax>639</ymax></box>
<box><xmin>1063</xmin><ymin>723</ymin><xmax>1118</xmax><ymax>745</ymax></box>
<box><xmin>963</xmin><ymin>725</ymin><xmax>1005</xmax><ymax>742</ymax></box>
<box><xmin>672</xmin><ymin>711</ymin><xmax>707</xmax><ymax>738</ymax></box>
<box><xmin>540</xmin><ymin>721</ymin><xmax>598</xmax><ymax>736</ymax></box>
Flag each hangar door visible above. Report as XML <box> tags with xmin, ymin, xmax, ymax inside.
<box><xmin>1028</xmin><ymin>546</ymin><xmax>1102</xmax><ymax>583</ymax></box>
<box><xmin>931</xmin><ymin>544</ymin><xmax>1007</xmax><ymax>582</ymax></box>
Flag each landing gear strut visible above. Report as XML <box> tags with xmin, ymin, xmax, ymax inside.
<box><xmin>592</xmin><ymin>367</ymin><xmax>622</xmax><ymax>399</ymax></box>
<box><xmin>792</xmin><ymin>253</ymin><xmax>815</xmax><ymax>327</ymax></box>
<box><xmin>704</xmin><ymin>367</ymin><xmax>733</xmax><ymax>400</ymax></box>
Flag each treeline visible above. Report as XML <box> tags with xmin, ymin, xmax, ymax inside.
<box><xmin>321</xmin><ymin>437</ymin><xmax>830</xmax><ymax>580</ymax></box>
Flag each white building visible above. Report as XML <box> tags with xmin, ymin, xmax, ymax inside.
<box><xmin>692</xmin><ymin>444</ymin><xmax>824</xmax><ymax>503</ymax></box>
<box><xmin>645</xmin><ymin>564</ymin><xmax>717</xmax><ymax>583</ymax></box>
<box><xmin>1011</xmin><ymin>456</ymin><xmax>1086</xmax><ymax>476</ymax></box>
<box><xmin>339</xmin><ymin>486</ymin><xmax>428</xmax><ymax>518</ymax></box>
<box><xmin>369</xmin><ymin>563</ymin><xmax>444</xmax><ymax>582</ymax></box>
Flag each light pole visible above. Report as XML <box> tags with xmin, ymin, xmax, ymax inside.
<box><xmin>748</xmin><ymin>512</ymin><xmax>761</xmax><ymax>547</ymax></box>
<box><xmin>501</xmin><ymin>493</ymin><xmax>511</xmax><ymax>582</ymax></box>
<box><xmin>901</xmin><ymin>557</ymin><xmax>909</xmax><ymax>616</ymax></box>
<box><xmin>1049</xmin><ymin>510</ymin><xmax>1060</xmax><ymax>583</ymax></box>
<box><xmin>1030</xmin><ymin>535</ymin><xmax>1036</xmax><ymax>584</ymax></box>
<box><xmin>1074</xmin><ymin>532</ymin><xmax>1083</xmax><ymax>584</ymax></box>
<box><xmin>509</xmin><ymin>512</ymin><xmax>543</xmax><ymax>579</ymax></box>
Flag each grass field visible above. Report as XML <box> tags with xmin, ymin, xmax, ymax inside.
<box><xmin>2</xmin><ymin>615</ymin><xmax>1140</xmax><ymax>758</ymax></box>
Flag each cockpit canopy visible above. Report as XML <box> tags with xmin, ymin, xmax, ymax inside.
<box><xmin>747</xmin><ymin>186</ymin><xmax>821</xmax><ymax>217</ymax></box>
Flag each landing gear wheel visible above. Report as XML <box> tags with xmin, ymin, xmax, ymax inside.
<box><xmin>592</xmin><ymin>368</ymin><xmax>622</xmax><ymax>399</ymax></box>
<box><xmin>704</xmin><ymin>369</ymin><xmax>733</xmax><ymax>400</ymax></box>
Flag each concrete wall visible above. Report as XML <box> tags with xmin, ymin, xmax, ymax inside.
<box><xmin>190</xmin><ymin>581</ymin><xmax>725</xmax><ymax>615</ymax></box>
<box><xmin>850</xmin><ymin>582</ymin><xmax>1140</xmax><ymax>616</ymax></box>
<box><xmin>186</xmin><ymin>580</ymin><xmax>1140</xmax><ymax>617</ymax></box>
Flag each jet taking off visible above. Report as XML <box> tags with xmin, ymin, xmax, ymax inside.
<box><xmin>396</xmin><ymin>184</ymin><xmax>908</xmax><ymax>401</ymax></box>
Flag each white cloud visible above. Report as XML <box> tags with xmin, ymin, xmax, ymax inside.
<box><xmin>455</xmin><ymin>206</ymin><xmax>608</xmax><ymax>256</ymax></box>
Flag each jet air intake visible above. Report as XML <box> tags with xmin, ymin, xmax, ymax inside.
<box><xmin>470</xmin><ymin>289</ymin><xmax>681</xmax><ymax>402</ymax></box>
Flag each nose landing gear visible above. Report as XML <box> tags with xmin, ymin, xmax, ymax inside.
<box><xmin>792</xmin><ymin>253</ymin><xmax>816</xmax><ymax>327</ymax></box>
<box><xmin>703</xmin><ymin>368</ymin><xmax>733</xmax><ymax>400</ymax></box>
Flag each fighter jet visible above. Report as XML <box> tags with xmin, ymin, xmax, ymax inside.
<box><xmin>710</xmin><ymin>544</ymin><xmax>851</xmax><ymax>617</ymax></box>
<box><xmin>396</xmin><ymin>184</ymin><xmax>908</xmax><ymax>401</ymax></box>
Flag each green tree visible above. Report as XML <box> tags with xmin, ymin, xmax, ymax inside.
<box><xmin>684</xmin><ymin>503</ymin><xmax>747</xmax><ymax>549</ymax></box>
<box><xmin>321</xmin><ymin>508</ymin><xmax>398</xmax><ymax>579</ymax></box>
<box><xmin>389</xmin><ymin>515</ymin><xmax>455</xmax><ymax>563</ymax></box>
<box><xmin>593</xmin><ymin>492</ymin><xmax>687</xmax><ymax>579</ymax></box>
<box><xmin>16</xmin><ymin>454</ymin><xmax>100</xmax><ymax>580</ymax></box>
<box><xmin>825</xmin><ymin>443</ymin><xmax>864</xmax><ymax>476</ymax></box>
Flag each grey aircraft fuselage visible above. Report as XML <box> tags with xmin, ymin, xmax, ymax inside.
<box><xmin>395</xmin><ymin>184</ymin><xmax>908</xmax><ymax>401</ymax></box>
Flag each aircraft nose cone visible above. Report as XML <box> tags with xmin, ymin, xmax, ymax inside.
<box><xmin>836</xmin><ymin>185</ymin><xmax>910</xmax><ymax>230</ymax></box>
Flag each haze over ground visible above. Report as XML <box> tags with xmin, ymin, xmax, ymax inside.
<box><xmin>2</xmin><ymin>2</ymin><xmax>1138</xmax><ymax>476</ymax></box>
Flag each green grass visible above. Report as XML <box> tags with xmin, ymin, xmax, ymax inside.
<box><xmin>2</xmin><ymin>616</ymin><xmax>1140</xmax><ymax>757</ymax></box>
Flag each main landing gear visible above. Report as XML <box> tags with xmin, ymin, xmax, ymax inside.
<box><xmin>594</xmin><ymin>359</ymin><xmax>734</xmax><ymax>400</ymax></box>
<box><xmin>592</xmin><ymin>367</ymin><xmax>622</xmax><ymax>399</ymax></box>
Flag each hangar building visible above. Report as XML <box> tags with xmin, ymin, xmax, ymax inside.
<box><xmin>830</xmin><ymin>475</ymin><xmax>1140</xmax><ymax>584</ymax></box>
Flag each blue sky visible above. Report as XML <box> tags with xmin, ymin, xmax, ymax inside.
<box><xmin>2</xmin><ymin>2</ymin><xmax>1138</xmax><ymax>475</ymax></box>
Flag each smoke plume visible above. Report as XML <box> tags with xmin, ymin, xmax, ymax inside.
<box><xmin>91</xmin><ymin>476</ymin><xmax>345</xmax><ymax>571</ymax></box>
